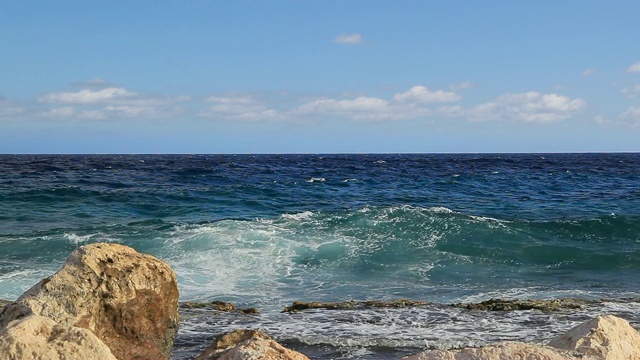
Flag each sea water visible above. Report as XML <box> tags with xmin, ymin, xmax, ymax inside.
<box><xmin>1</xmin><ymin>154</ymin><xmax>640</xmax><ymax>359</ymax></box>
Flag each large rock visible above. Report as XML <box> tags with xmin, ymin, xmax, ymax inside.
<box><xmin>549</xmin><ymin>315</ymin><xmax>640</xmax><ymax>360</ymax></box>
<box><xmin>403</xmin><ymin>315</ymin><xmax>640</xmax><ymax>360</ymax></box>
<box><xmin>195</xmin><ymin>329</ymin><xmax>310</xmax><ymax>360</ymax></box>
<box><xmin>402</xmin><ymin>341</ymin><xmax>583</xmax><ymax>360</ymax></box>
<box><xmin>0</xmin><ymin>315</ymin><xmax>117</xmax><ymax>360</ymax></box>
<box><xmin>0</xmin><ymin>243</ymin><xmax>179</xmax><ymax>360</ymax></box>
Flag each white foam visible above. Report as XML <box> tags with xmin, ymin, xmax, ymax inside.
<box><xmin>0</xmin><ymin>268</ymin><xmax>57</xmax><ymax>299</ymax></box>
<box><xmin>63</xmin><ymin>233</ymin><xmax>93</xmax><ymax>244</ymax></box>
<box><xmin>280</xmin><ymin>211</ymin><xmax>315</xmax><ymax>221</ymax></box>
<box><xmin>305</xmin><ymin>177</ymin><xmax>326</xmax><ymax>183</ymax></box>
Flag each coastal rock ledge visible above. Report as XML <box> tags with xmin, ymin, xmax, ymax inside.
<box><xmin>403</xmin><ymin>314</ymin><xmax>640</xmax><ymax>360</ymax></box>
<box><xmin>0</xmin><ymin>242</ymin><xmax>179</xmax><ymax>360</ymax></box>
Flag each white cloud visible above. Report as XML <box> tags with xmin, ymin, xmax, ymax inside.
<box><xmin>593</xmin><ymin>115</ymin><xmax>608</xmax><ymax>124</ymax></box>
<box><xmin>622</xmin><ymin>84</ymin><xmax>640</xmax><ymax>98</ymax></box>
<box><xmin>449</xmin><ymin>82</ymin><xmax>475</xmax><ymax>91</ymax></box>
<box><xmin>295</xmin><ymin>97</ymin><xmax>435</xmax><ymax>122</ymax></box>
<box><xmin>467</xmin><ymin>92</ymin><xmax>586</xmax><ymax>123</ymax></box>
<box><xmin>200</xmin><ymin>94</ymin><xmax>282</xmax><ymax>121</ymax></box>
<box><xmin>39</xmin><ymin>88</ymin><xmax>137</xmax><ymax>104</ymax></box>
<box><xmin>581</xmin><ymin>68</ymin><xmax>596</xmax><ymax>77</ymax></box>
<box><xmin>76</xmin><ymin>105</ymin><xmax>181</xmax><ymax>121</ymax></box>
<box><xmin>39</xmin><ymin>87</ymin><xmax>190</xmax><ymax>107</ymax></box>
<box><xmin>41</xmin><ymin>107</ymin><xmax>76</xmax><ymax>118</ymax></box>
<box><xmin>334</xmin><ymin>33</ymin><xmax>363</xmax><ymax>45</ymax></box>
<box><xmin>393</xmin><ymin>86</ymin><xmax>461</xmax><ymax>103</ymax></box>
<box><xmin>73</xmin><ymin>78</ymin><xmax>111</xmax><ymax>88</ymax></box>
<box><xmin>0</xmin><ymin>97</ymin><xmax>25</xmax><ymax>119</ymax></box>
<box><xmin>620</xmin><ymin>106</ymin><xmax>640</xmax><ymax>125</ymax></box>
<box><xmin>627</xmin><ymin>62</ymin><xmax>640</xmax><ymax>73</ymax></box>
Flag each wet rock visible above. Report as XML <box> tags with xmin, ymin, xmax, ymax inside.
<box><xmin>195</xmin><ymin>329</ymin><xmax>309</xmax><ymax>360</ymax></box>
<box><xmin>0</xmin><ymin>242</ymin><xmax>179</xmax><ymax>360</ymax></box>
<box><xmin>450</xmin><ymin>298</ymin><xmax>596</xmax><ymax>312</ymax></box>
<box><xmin>282</xmin><ymin>299</ymin><xmax>429</xmax><ymax>312</ymax></box>
<box><xmin>548</xmin><ymin>314</ymin><xmax>640</xmax><ymax>360</ymax></box>
<box><xmin>180</xmin><ymin>300</ymin><xmax>260</xmax><ymax>314</ymax></box>
<box><xmin>0</xmin><ymin>299</ymin><xmax>10</xmax><ymax>310</ymax></box>
<box><xmin>0</xmin><ymin>315</ymin><xmax>117</xmax><ymax>360</ymax></box>
<box><xmin>403</xmin><ymin>315</ymin><xmax>640</xmax><ymax>360</ymax></box>
<box><xmin>402</xmin><ymin>341</ymin><xmax>583</xmax><ymax>360</ymax></box>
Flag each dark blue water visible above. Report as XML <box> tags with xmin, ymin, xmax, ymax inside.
<box><xmin>1</xmin><ymin>153</ymin><xmax>640</xmax><ymax>359</ymax></box>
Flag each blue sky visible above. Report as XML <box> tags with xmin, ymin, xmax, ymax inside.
<box><xmin>1</xmin><ymin>1</ymin><xmax>639</xmax><ymax>153</ymax></box>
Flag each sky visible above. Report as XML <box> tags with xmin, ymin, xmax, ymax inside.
<box><xmin>1</xmin><ymin>1</ymin><xmax>639</xmax><ymax>153</ymax></box>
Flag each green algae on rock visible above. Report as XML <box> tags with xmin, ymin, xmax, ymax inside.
<box><xmin>282</xmin><ymin>299</ymin><xmax>430</xmax><ymax>313</ymax></box>
<box><xmin>450</xmin><ymin>298</ymin><xmax>599</xmax><ymax>312</ymax></box>
<box><xmin>180</xmin><ymin>301</ymin><xmax>260</xmax><ymax>314</ymax></box>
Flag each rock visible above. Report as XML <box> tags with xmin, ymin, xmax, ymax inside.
<box><xmin>403</xmin><ymin>315</ymin><xmax>640</xmax><ymax>360</ymax></box>
<box><xmin>0</xmin><ymin>242</ymin><xmax>179</xmax><ymax>360</ymax></box>
<box><xmin>0</xmin><ymin>299</ymin><xmax>10</xmax><ymax>310</ymax></box>
<box><xmin>450</xmin><ymin>298</ymin><xmax>596</xmax><ymax>312</ymax></box>
<box><xmin>282</xmin><ymin>299</ymin><xmax>429</xmax><ymax>312</ymax></box>
<box><xmin>180</xmin><ymin>300</ymin><xmax>260</xmax><ymax>314</ymax></box>
<box><xmin>0</xmin><ymin>315</ymin><xmax>117</xmax><ymax>360</ymax></box>
<box><xmin>548</xmin><ymin>314</ymin><xmax>640</xmax><ymax>359</ymax></box>
<box><xmin>195</xmin><ymin>329</ymin><xmax>309</xmax><ymax>360</ymax></box>
<box><xmin>402</xmin><ymin>342</ymin><xmax>585</xmax><ymax>359</ymax></box>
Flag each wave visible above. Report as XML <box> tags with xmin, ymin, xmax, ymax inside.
<box><xmin>2</xmin><ymin>206</ymin><xmax>640</xmax><ymax>308</ymax></box>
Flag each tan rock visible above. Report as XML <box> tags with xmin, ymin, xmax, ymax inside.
<box><xmin>0</xmin><ymin>242</ymin><xmax>179</xmax><ymax>360</ymax></box>
<box><xmin>402</xmin><ymin>341</ymin><xmax>585</xmax><ymax>360</ymax></box>
<box><xmin>195</xmin><ymin>329</ymin><xmax>310</xmax><ymax>360</ymax></box>
<box><xmin>548</xmin><ymin>314</ymin><xmax>640</xmax><ymax>360</ymax></box>
<box><xmin>0</xmin><ymin>315</ymin><xmax>117</xmax><ymax>360</ymax></box>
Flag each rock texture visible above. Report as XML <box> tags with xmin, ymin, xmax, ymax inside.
<box><xmin>450</xmin><ymin>298</ymin><xmax>596</xmax><ymax>312</ymax></box>
<box><xmin>0</xmin><ymin>299</ymin><xmax>10</xmax><ymax>309</ymax></box>
<box><xmin>0</xmin><ymin>242</ymin><xmax>179</xmax><ymax>360</ymax></box>
<box><xmin>180</xmin><ymin>300</ymin><xmax>260</xmax><ymax>314</ymax></box>
<box><xmin>282</xmin><ymin>299</ymin><xmax>429</xmax><ymax>312</ymax></box>
<box><xmin>195</xmin><ymin>329</ymin><xmax>310</xmax><ymax>360</ymax></box>
<box><xmin>0</xmin><ymin>315</ymin><xmax>117</xmax><ymax>360</ymax></box>
<box><xmin>404</xmin><ymin>315</ymin><xmax>640</xmax><ymax>360</ymax></box>
<box><xmin>549</xmin><ymin>315</ymin><xmax>640</xmax><ymax>360</ymax></box>
<box><xmin>403</xmin><ymin>342</ymin><xmax>583</xmax><ymax>360</ymax></box>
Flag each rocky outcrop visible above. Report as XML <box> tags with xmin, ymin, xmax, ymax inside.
<box><xmin>282</xmin><ymin>299</ymin><xmax>429</xmax><ymax>312</ymax></box>
<box><xmin>0</xmin><ymin>242</ymin><xmax>179</xmax><ymax>360</ymax></box>
<box><xmin>548</xmin><ymin>315</ymin><xmax>640</xmax><ymax>360</ymax></box>
<box><xmin>403</xmin><ymin>341</ymin><xmax>583</xmax><ymax>360</ymax></box>
<box><xmin>195</xmin><ymin>329</ymin><xmax>309</xmax><ymax>360</ymax></box>
<box><xmin>180</xmin><ymin>300</ymin><xmax>260</xmax><ymax>314</ymax></box>
<box><xmin>450</xmin><ymin>298</ymin><xmax>596</xmax><ymax>312</ymax></box>
<box><xmin>0</xmin><ymin>315</ymin><xmax>117</xmax><ymax>360</ymax></box>
<box><xmin>403</xmin><ymin>315</ymin><xmax>640</xmax><ymax>360</ymax></box>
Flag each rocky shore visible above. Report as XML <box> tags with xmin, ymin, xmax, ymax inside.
<box><xmin>2</xmin><ymin>243</ymin><xmax>640</xmax><ymax>359</ymax></box>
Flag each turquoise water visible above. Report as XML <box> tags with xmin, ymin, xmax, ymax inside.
<box><xmin>1</xmin><ymin>153</ymin><xmax>640</xmax><ymax>358</ymax></box>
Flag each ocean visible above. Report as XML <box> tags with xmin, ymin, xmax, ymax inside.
<box><xmin>1</xmin><ymin>153</ymin><xmax>640</xmax><ymax>359</ymax></box>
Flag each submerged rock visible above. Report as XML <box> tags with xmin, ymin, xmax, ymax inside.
<box><xmin>195</xmin><ymin>329</ymin><xmax>309</xmax><ymax>360</ymax></box>
<box><xmin>548</xmin><ymin>315</ymin><xmax>640</xmax><ymax>360</ymax></box>
<box><xmin>0</xmin><ymin>242</ymin><xmax>179</xmax><ymax>360</ymax></box>
<box><xmin>282</xmin><ymin>299</ymin><xmax>429</xmax><ymax>312</ymax></box>
<box><xmin>450</xmin><ymin>298</ymin><xmax>597</xmax><ymax>312</ymax></box>
<box><xmin>180</xmin><ymin>300</ymin><xmax>260</xmax><ymax>314</ymax></box>
<box><xmin>0</xmin><ymin>315</ymin><xmax>117</xmax><ymax>360</ymax></box>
